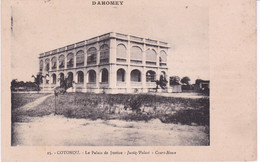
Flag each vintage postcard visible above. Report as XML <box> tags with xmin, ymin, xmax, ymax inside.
<box><xmin>2</xmin><ymin>0</ymin><xmax>256</xmax><ymax>161</ymax></box>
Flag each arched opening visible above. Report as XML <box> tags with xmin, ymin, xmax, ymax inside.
<box><xmin>67</xmin><ymin>72</ymin><xmax>73</xmax><ymax>88</ymax></box>
<box><xmin>146</xmin><ymin>70</ymin><xmax>156</xmax><ymax>82</ymax></box>
<box><xmin>160</xmin><ymin>50</ymin><xmax>167</xmax><ymax>66</ymax></box>
<box><xmin>77</xmin><ymin>71</ymin><xmax>84</xmax><ymax>83</ymax></box>
<box><xmin>40</xmin><ymin>60</ymin><xmax>43</xmax><ymax>71</ymax></box>
<box><xmin>45</xmin><ymin>74</ymin><xmax>50</xmax><ymax>84</ymax></box>
<box><xmin>58</xmin><ymin>55</ymin><xmax>65</xmax><ymax>69</ymax></box>
<box><xmin>130</xmin><ymin>46</ymin><xmax>142</xmax><ymax>64</ymax></box>
<box><xmin>161</xmin><ymin>71</ymin><xmax>166</xmax><ymax>78</ymax></box>
<box><xmin>45</xmin><ymin>59</ymin><xmax>50</xmax><ymax>72</ymax></box>
<box><xmin>117</xmin><ymin>68</ymin><xmax>125</xmax><ymax>82</ymax></box>
<box><xmin>87</xmin><ymin>47</ymin><xmax>97</xmax><ymax>65</ymax></box>
<box><xmin>116</xmin><ymin>44</ymin><xmax>127</xmax><ymax>62</ymax></box>
<box><xmin>100</xmin><ymin>44</ymin><xmax>109</xmax><ymax>64</ymax></box>
<box><xmin>146</xmin><ymin>49</ymin><xmax>157</xmax><ymax>65</ymax></box>
<box><xmin>59</xmin><ymin>73</ymin><xmax>65</xmax><ymax>86</ymax></box>
<box><xmin>67</xmin><ymin>53</ymin><xmax>74</xmax><ymax>68</ymax></box>
<box><xmin>51</xmin><ymin>57</ymin><xmax>57</xmax><ymax>70</ymax></box>
<box><xmin>131</xmin><ymin>69</ymin><xmax>141</xmax><ymax>82</ymax></box>
<box><xmin>76</xmin><ymin>50</ymin><xmax>84</xmax><ymax>67</ymax></box>
<box><xmin>88</xmin><ymin>70</ymin><xmax>96</xmax><ymax>83</ymax></box>
<box><xmin>52</xmin><ymin>74</ymin><xmax>56</xmax><ymax>84</ymax></box>
<box><xmin>100</xmin><ymin>68</ymin><xmax>109</xmax><ymax>83</ymax></box>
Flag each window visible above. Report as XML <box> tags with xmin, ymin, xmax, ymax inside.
<box><xmin>117</xmin><ymin>69</ymin><xmax>125</xmax><ymax>82</ymax></box>
<box><xmin>88</xmin><ymin>70</ymin><xmax>96</xmax><ymax>83</ymax></box>
<box><xmin>58</xmin><ymin>55</ymin><xmax>65</xmax><ymax>69</ymax></box>
<box><xmin>67</xmin><ymin>72</ymin><xmax>73</xmax><ymax>87</ymax></box>
<box><xmin>59</xmin><ymin>73</ymin><xmax>65</xmax><ymax>86</ymax></box>
<box><xmin>146</xmin><ymin>70</ymin><xmax>156</xmax><ymax>82</ymax></box>
<box><xmin>40</xmin><ymin>60</ymin><xmax>43</xmax><ymax>71</ymax></box>
<box><xmin>45</xmin><ymin>74</ymin><xmax>50</xmax><ymax>84</ymax></box>
<box><xmin>67</xmin><ymin>53</ymin><xmax>74</xmax><ymax>68</ymax></box>
<box><xmin>52</xmin><ymin>74</ymin><xmax>56</xmax><ymax>84</ymax></box>
<box><xmin>160</xmin><ymin>50</ymin><xmax>167</xmax><ymax>66</ymax></box>
<box><xmin>76</xmin><ymin>50</ymin><xmax>84</xmax><ymax>67</ymax></box>
<box><xmin>100</xmin><ymin>68</ymin><xmax>109</xmax><ymax>83</ymax></box>
<box><xmin>100</xmin><ymin>44</ymin><xmax>109</xmax><ymax>64</ymax></box>
<box><xmin>77</xmin><ymin>71</ymin><xmax>84</xmax><ymax>83</ymax></box>
<box><xmin>51</xmin><ymin>57</ymin><xmax>57</xmax><ymax>70</ymax></box>
<box><xmin>87</xmin><ymin>47</ymin><xmax>97</xmax><ymax>65</ymax></box>
<box><xmin>130</xmin><ymin>46</ymin><xmax>142</xmax><ymax>62</ymax></box>
<box><xmin>131</xmin><ymin>69</ymin><xmax>141</xmax><ymax>82</ymax></box>
<box><xmin>45</xmin><ymin>59</ymin><xmax>50</xmax><ymax>72</ymax></box>
<box><xmin>116</xmin><ymin>44</ymin><xmax>127</xmax><ymax>62</ymax></box>
<box><xmin>146</xmin><ymin>49</ymin><xmax>157</xmax><ymax>65</ymax></box>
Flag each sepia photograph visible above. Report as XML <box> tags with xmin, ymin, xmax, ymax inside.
<box><xmin>2</xmin><ymin>0</ymin><xmax>258</xmax><ymax>161</ymax></box>
<box><xmin>9</xmin><ymin>0</ymin><xmax>211</xmax><ymax>146</ymax></box>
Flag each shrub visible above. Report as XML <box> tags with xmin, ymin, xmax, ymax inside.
<box><xmin>129</xmin><ymin>96</ymin><xmax>143</xmax><ymax>113</ymax></box>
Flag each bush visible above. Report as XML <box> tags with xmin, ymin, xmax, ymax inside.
<box><xmin>129</xmin><ymin>96</ymin><xmax>143</xmax><ymax>113</ymax></box>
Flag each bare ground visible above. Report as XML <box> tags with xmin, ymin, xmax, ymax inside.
<box><xmin>12</xmin><ymin>114</ymin><xmax>208</xmax><ymax>146</ymax></box>
<box><xmin>12</xmin><ymin>93</ymin><xmax>209</xmax><ymax>146</ymax></box>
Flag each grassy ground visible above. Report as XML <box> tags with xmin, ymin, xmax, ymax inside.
<box><xmin>12</xmin><ymin>93</ymin><xmax>209</xmax><ymax>127</ymax></box>
<box><xmin>11</xmin><ymin>93</ymin><xmax>51</xmax><ymax>110</ymax></box>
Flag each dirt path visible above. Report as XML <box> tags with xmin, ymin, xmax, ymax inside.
<box><xmin>18</xmin><ymin>94</ymin><xmax>53</xmax><ymax>111</ymax></box>
<box><xmin>12</xmin><ymin>114</ymin><xmax>209</xmax><ymax>146</ymax></box>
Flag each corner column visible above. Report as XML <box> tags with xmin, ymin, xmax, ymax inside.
<box><xmin>126</xmin><ymin>39</ymin><xmax>131</xmax><ymax>93</ymax></box>
<box><xmin>141</xmin><ymin>44</ymin><xmax>147</xmax><ymax>92</ymax></box>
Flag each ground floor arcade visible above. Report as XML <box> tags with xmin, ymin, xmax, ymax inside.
<box><xmin>40</xmin><ymin>65</ymin><xmax>170</xmax><ymax>93</ymax></box>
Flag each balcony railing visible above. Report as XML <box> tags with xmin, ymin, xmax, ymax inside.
<box><xmin>117</xmin><ymin>58</ymin><xmax>127</xmax><ymax>62</ymax></box>
<box><xmin>145</xmin><ymin>39</ymin><xmax>157</xmax><ymax>44</ymax></box>
<box><xmin>116</xmin><ymin>33</ymin><xmax>128</xmax><ymax>39</ymax></box>
<box><xmin>87</xmin><ymin>37</ymin><xmax>98</xmax><ymax>44</ymax></box>
<box><xmin>159</xmin><ymin>41</ymin><xmax>168</xmax><ymax>46</ymax></box>
<box><xmin>130</xmin><ymin>60</ymin><xmax>142</xmax><ymax>64</ymax></box>
<box><xmin>130</xmin><ymin>36</ymin><xmax>143</xmax><ymax>42</ymax></box>
<box><xmin>59</xmin><ymin>65</ymin><xmax>64</xmax><ymax>69</ymax></box>
<box><xmin>52</xmin><ymin>49</ymin><xmax>57</xmax><ymax>54</ymax></box>
<box><xmin>45</xmin><ymin>51</ymin><xmax>50</xmax><ymax>56</ymax></box>
<box><xmin>87</xmin><ymin>61</ymin><xmax>97</xmax><ymax>65</ymax></box>
<box><xmin>99</xmin><ymin>33</ymin><xmax>110</xmax><ymax>41</ymax></box>
<box><xmin>100</xmin><ymin>58</ymin><xmax>109</xmax><ymax>64</ymax></box>
<box><xmin>76</xmin><ymin>41</ymin><xmax>85</xmax><ymax>47</ymax></box>
<box><xmin>131</xmin><ymin>82</ymin><xmax>142</xmax><ymax>86</ymax></box>
<box><xmin>76</xmin><ymin>62</ymin><xmax>84</xmax><ymax>67</ymax></box>
<box><xmin>59</xmin><ymin>47</ymin><xmax>65</xmax><ymax>52</ymax></box>
<box><xmin>87</xmin><ymin>82</ymin><xmax>96</xmax><ymax>88</ymax></box>
<box><xmin>67</xmin><ymin>64</ymin><xmax>74</xmax><ymax>68</ymax></box>
<box><xmin>67</xmin><ymin>44</ymin><xmax>75</xmax><ymax>50</ymax></box>
<box><xmin>146</xmin><ymin>61</ymin><xmax>156</xmax><ymax>65</ymax></box>
<box><xmin>117</xmin><ymin>81</ymin><xmax>126</xmax><ymax>87</ymax></box>
<box><xmin>160</xmin><ymin>63</ymin><xmax>167</xmax><ymax>66</ymax></box>
<box><xmin>146</xmin><ymin>82</ymin><xmax>156</xmax><ymax>87</ymax></box>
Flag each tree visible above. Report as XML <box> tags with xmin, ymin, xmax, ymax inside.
<box><xmin>11</xmin><ymin>79</ymin><xmax>18</xmax><ymax>91</ymax></box>
<box><xmin>181</xmin><ymin>76</ymin><xmax>190</xmax><ymax>85</ymax></box>
<box><xmin>155</xmin><ymin>75</ymin><xmax>168</xmax><ymax>92</ymax></box>
<box><xmin>170</xmin><ymin>76</ymin><xmax>180</xmax><ymax>86</ymax></box>
<box><xmin>55</xmin><ymin>75</ymin><xmax>74</xmax><ymax>96</ymax></box>
<box><xmin>32</xmin><ymin>72</ymin><xmax>44</xmax><ymax>92</ymax></box>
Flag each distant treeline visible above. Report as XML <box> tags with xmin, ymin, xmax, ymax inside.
<box><xmin>11</xmin><ymin>79</ymin><xmax>39</xmax><ymax>91</ymax></box>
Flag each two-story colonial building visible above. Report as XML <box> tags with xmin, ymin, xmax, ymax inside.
<box><xmin>39</xmin><ymin>32</ymin><xmax>170</xmax><ymax>93</ymax></box>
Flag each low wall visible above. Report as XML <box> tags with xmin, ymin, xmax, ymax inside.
<box><xmin>170</xmin><ymin>85</ymin><xmax>182</xmax><ymax>93</ymax></box>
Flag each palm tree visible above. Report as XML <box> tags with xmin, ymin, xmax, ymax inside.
<box><xmin>31</xmin><ymin>72</ymin><xmax>44</xmax><ymax>93</ymax></box>
<box><xmin>155</xmin><ymin>75</ymin><xmax>168</xmax><ymax>92</ymax></box>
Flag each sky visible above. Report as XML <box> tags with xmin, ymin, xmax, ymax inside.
<box><xmin>10</xmin><ymin>0</ymin><xmax>209</xmax><ymax>84</ymax></box>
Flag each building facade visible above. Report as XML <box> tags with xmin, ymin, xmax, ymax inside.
<box><xmin>39</xmin><ymin>32</ymin><xmax>170</xmax><ymax>93</ymax></box>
